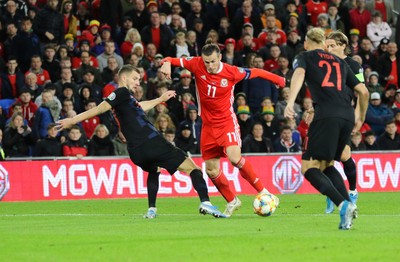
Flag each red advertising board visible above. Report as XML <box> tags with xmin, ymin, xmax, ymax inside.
<box><xmin>0</xmin><ymin>152</ymin><xmax>399</xmax><ymax>202</ymax></box>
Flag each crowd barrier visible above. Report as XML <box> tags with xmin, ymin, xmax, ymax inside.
<box><xmin>0</xmin><ymin>152</ymin><xmax>399</xmax><ymax>202</ymax></box>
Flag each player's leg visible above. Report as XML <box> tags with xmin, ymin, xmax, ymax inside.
<box><xmin>144</xmin><ymin>169</ymin><xmax>160</xmax><ymax>219</ymax></box>
<box><xmin>177</xmin><ymin>157</ymin><xmax>226</xmax><ymax>218</ymax></box>
<box><xmin>340</xmin><ymin>145</ymin><xmax>358</xmax><ymax>204</ymax></box>
<box><xmin>204</xmin><ymin>157</ymin><xmax>240</xmax><ymax>217</ymax></box>
<box><xmin>226</xmin><ymin>145</ymin><xmax>266</xmax><ymax>193</ymax></box>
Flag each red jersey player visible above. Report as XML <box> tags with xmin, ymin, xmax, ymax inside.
<box><xmin>161</xmin><ymin>40</ymin><xmax>285</xmax><ymax>217</ymax></box>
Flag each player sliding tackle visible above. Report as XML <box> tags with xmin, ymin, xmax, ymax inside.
<box><xmin>160</xmin><ymin>39</ymin><xmax>285</xmax><ymax>217</ymax></box>
<box><xmin>55</xmin><ymin>65</ymin><xmax>227</xmax><ymax>218</ymax></box>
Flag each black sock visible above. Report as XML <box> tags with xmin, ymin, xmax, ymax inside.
<box><xmin>342</xmin><ymin>158</ymin><xmax>357</xmax><ymax>191</ymax></box>
<box><xmin>324</xmin><ymin>166</ymin><xmax>351</xmax><ymax>202</ymax></box>
<box><xmin>147</xmin><ymin>171</ymin><xmax>160</xmax><ymax>208</ymax></box>
<box><xmin>303</xmin><ymin>168</ymin><xmax>345</xmax><ymax>206</ymax></box>
<box><xmin>190</xmin><ymin>169</ymin><xmax>210</xmax><ymax>202</ymax></box>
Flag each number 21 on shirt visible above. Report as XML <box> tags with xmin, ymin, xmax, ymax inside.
<box><xmin>319</xmin><ymin>61</ymin><xmax>342</xmax><ymax>91</ymax></box>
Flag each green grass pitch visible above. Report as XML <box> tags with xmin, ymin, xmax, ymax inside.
<box><xmin>1</xmin><ymin>192</ymin><xmax>399</xmax><ymax>262</ymax></box>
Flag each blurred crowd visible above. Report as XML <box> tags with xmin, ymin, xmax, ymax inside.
<box><xmin>0</xmin><ymin>0</ymin><xmax>399</xmax><ymax>160</ymax></box>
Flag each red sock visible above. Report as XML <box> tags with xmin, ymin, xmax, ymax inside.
<box><xmin>211</xmin><ymin>170</ymin><xmax>235</xmax><ymax>202</ymax></box>
<box><xmin>235</xmin><ymin>157</ymin><xmax>264</xmax><ymax>192</ymax></box>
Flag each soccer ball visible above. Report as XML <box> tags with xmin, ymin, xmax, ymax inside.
<box><xmin>253</xmin><ymin>193</ymin><xmax>279</xmax><ymax>217</ymax></box>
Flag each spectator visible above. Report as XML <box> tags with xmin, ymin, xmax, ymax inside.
<box><xmin>350</xmin><ymin>131</ymin><xmax>366</xmax><ymax>151</ymax></box>
<box><xmin>381</xmin><ymin>84</ymin><xmax>397</xmax><ymax>107</ymax></box>
<box><xmin>173</xmin><ymin>69</ymin><xmax>196</xmax><ymax>102</ymax></box>
<box><xmin>204</xmin><ymin>0</ymin><xmax>237</xmax><ymax>31</ymax></box>
<box><xmin>330</xmin><ymin>0</ymin><xmax>351</xmax><ymax>33</ymax></box>
<box><xmin>365</xmin><ymin>92</ymin><xmax>394</xmax><ymax>136</ymax></box>
<box><xmin>123</xmin><ymin>0</ymin><xmax>150</xmax><ymax>33</ymax></box>
<box><xmin>376</xmin><ymin>42</ymin><xmax>399</xmax><ymax>88</ymax></box>
<box><xmin>60</xmin><ymin>83</ymin><xmax>81</xmax><ymax>112</ymax></box>
<box><xmin>71</xmin><ymin>40</ymin><xmax>99</xmax><ymax>70</ymax></box>
<box><xmin>120</xmin><ymin>28</ymin><xmax>142</xmax><ymax>59</ymax></box>
<box><xmin>175</xmin><ymin>122</ymin><xmax>199</xmax><ymax>154</ymax></box>
<box><xmin>366</xmin><ymin>71</ymin><xmax>384</xmax><ymax>95</ymax></box>
<box><xmin>364</xmin><ymin>130</ymin><xmax>379</xmax><ymax>150</ymax></box>
<box><xmin>258</xmin><ymin>14</ymin><xmax>287</xmax><ymax>47</ymax></box>
<box><xmin>243</xmin><ymin>55</ymin><xmax>278</xmax><ymax>114</ymax></box>
<box><xmin>115</xmin><ymin>16</ymin><xmax>134</xmax><ymax>47</ymax></box>
<box><xmin>284</xmin><ymin>118</ymin><xmax>301</xmax><ymax>147</ymax></box>
<box><xmin>275</xmin><ymin>87</ymin><xmax>302</xmax><ymax>124</ymax></box>
<box><xmin>166</xmin><ymin>3</ymin><xmax>186</xmax><ymax>30</ymax></box>
<box><xmin>62</xmin><ymin>124</ymin><xmax>88</xmax><ymax>158</ymax></box>
<box><xmin>34</xmin><ymin>82</ymin><xmax>62</xmax><ymax>108</ymax></box>
<box><xmin>91</xmin><ymin>24</ymin><xmax>121</xmax><ymax>56</ymax></box>
<box><xmin>42</xmin><ymin>44</ymin><xmax>61</xmax><ymax>82</ymax></box>
<box><xmin>153</xmin><ymin>112</ymin><xmax>176</xmax><ymax>137</ymax></box>
<box><xmin>2</xmin><ymin>0</ymin><xmax>23</xmax><ymax>29</ymax></box>
<box><xmin>272</xmin><ymin>56</ymin><xmax>294</xmax><ymax>88</ymax></box>
<box><xmin>141</xmin><ymin>12</ymin><xmax>174</xmax><ymax>57</ymax></box>
<box><xmin>140</xmin><ymin>43</ymin><xmax>157</xmax><ymax>70</ymax></box>
<box><xmin>263</xmin><ymin>44</ymin><xmax>281</xmax><ymax>72</ymax></box>
<box><xmin>186</xmin><ymin>30</ymin><xmax>200</xmax><ymax>57</ymax></box>
<box><xmin>73</xmin><ymin>51</ymin><xmax>103</xmax><ymax>86</ymax></box>
<box><xmin>88</xmin><ymin>124</ymin><xmax>115</xmax><ymax>156</ymax></box>
<box><xmin>358</xmin><ymin>37</ymin><xmax>377</xmax><ymax>70</ymax></box>
<box><xmin>235</xmin><ymin>23</ymin><xmax>260</xmax><ymax>52</ymax></box>
<box><xmin>258</xmin><ymin>105</ymin><xmax>280</xmax><ymax>142</ymax></box>
<box><xmin>306</xmin><ymin>0</ymin><xmax>328</xmax><ymax>26</ymax></box>
<box><xmin>33</xmin><ymin>0</ymin><xmax>64</xmax><ymax>45</ymax></box>
<box><xmin>163</xmin><ymin>128</ymin><xmax>176</xmax><ymax>146</ymax></box>
<box><xmin>179</xmin><ymin>104</ymin><xmax>202</xmax><ymax>146</ymax></box>
<box><xmin>242</xmin><ymin>122</ymin><xmax>273</xmax><ymax>153</ymax></box>
<box><xmin>96</xmin><ymin>40</ymin><xmax>124</xmax><ymax>72</ymax></box>
<box><xmin>3</xmin><ymin>112</ymin><xmax>34</xmax><ymax>157</ymax></box>
<box><xmin>59</xmin><ymin>97</ymin><xmax>74</xmax><ymax>119</ymax></box>
<box><xmin>327</xmin><ymin>3</ymin><xmax>345</xmax><ymax>33</ymax></box>
<box><xmin>221</xmin><ymin>38</ymin><xmax>241</xmax><ymax>66</ymax></box>
<box><xmin>60</xmin><ymin>0</ymin><xmax>78</xmax><ymax>38</ymax></box>
<box><xmin>349</xmin><ymin>28</ymin><xmax>361</xmax><ymax>56</ymax></box>
<box><xmin>25</xmin><ymin>55</ymin><xmax>51</xmax><ymax>86</ymax></box>
<box><xmin>261</xmin><ymin>3</ymin><xmax>282</xmax><ymax>30</ymax></box>
<box><xmin>273</xmin><ymin>124</ymin><xmax>301</xmax><ymax>153</ymax></box>
<box><xmin>99</xmin><ymin>0</ymin><xmax>122</xmax><ymax>40</ymax></box>
<box><xmin>392</xmin><ymin>90</ymin><xmax>400</xmax><ymax>110</ymax></box>
<box><xmin>0</xmin><ymin>56</ymin><xmax>24</xmax><ymax>99</ymax></box>
<box><xmin>54</xmin><ymin>67</ymin><xmax>78</xmax><ymax>100</ymax></box>
<box><xmin>81</xmin><ymin>98</ymin><xmax>100</xmax><ymax>138</ymax></box>
<box><xmin>168</xmin><ymin>31</ymin><xmax>194</xmax><ymax>58</ymax></box>
<box><xmin>33</xmin><ymin>123</ymin><xmax>62</xmax><ymax>156</ymax></box>
<box><xmin>112</xmin><ymin>130</ymin><xmax>128</xmax><ymax>156</ymax></box>
<box><xmin>282</xmin><ymin>29</ymin><xmax>304</xmax><ymax>64</ymax></box>
<box><xmin>374</xmin><ymin>37</ymin><xmax>390</xmax><ymax>59</ymax></box>
<box><xmin>229</xmin><ymin>0</ymin><xmax>262</xmax><ymax>40</ymax></box>
<box><xmin>32</xmin><ymin>89</ymin><xmax>60</xmax><ymax>139</ymax></box>
<box><xmin>349</xmin><ymin>0</ymin><xmax>371</xmax><ymax>38</ymax></box>
<box><xmin>376</xmin><ymin>120</ymin><xmax>400</xmax><ymax>150</ymax></box>
<box><xmin>236</xmin><ymin>105</ymin><xmax>252</xmax><ymax>140</ymax></box>
<box><xmin>102</xmin><ymin>68</ymin><xmax>119</xmax><ymax>98</ymax></box>
<box><xmin>365</xmin><ymin>0</ymin><xmax>394</xmax><ymax>25</ymax></box>
<box><xmin>22</xmin><ymin>72</ymin><xmax>43</xmax><ymax>100</ymax></box>
<box><xmin>10</xmin><ymin>89</ymin><xmax>37</xmax><ymax>127</ymax></box>
<box><xmin>15</xmin><ymin>16</ymin><xmax>40</xmax><ymax>72</ymax></box>
<box><xmin>366</xmin><ymin>10</ymin><xmax>392</xmax><ymax>50</ymax></box>
<box><xmin>186</xmin><ymin>0</ymin><xmax>206</xmax><ymax>31</ymax></box>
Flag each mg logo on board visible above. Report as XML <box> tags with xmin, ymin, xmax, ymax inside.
<box><xmin>273</xmin><ymin>156</ymin><xmax>303</xmax><ymax>194</ymax></box>
<box><xmin>0</xmin><ymin>164</ymin><xmax>10</xmax><ymax>201</ymax></box>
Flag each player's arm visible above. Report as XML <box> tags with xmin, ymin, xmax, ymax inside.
<box><xmin>160</xmin><ymin>57</ymin><xmax>183</xmax><ymax>80</ymax></box>
<box><xmin>56</xmin><ymin>101</ymin><xmax>111</xmax><ymax>131</ymax></box>
<box><xmin>248</xmin><ymin>68</ymin><xmax>286</xmax><ymax>88</ymax></box>
<box><xmin>353</xmin><ymin>83</ymin><xmax>369</xmax><ymax>132</ymax></box>
<box><xmin>139</xmin><ymin>90</ymin><xmax>177</xmax><ymax>111</ymax></box>
<box><xmin>284</xmin><ymin>67</ymin><xmax>305</xmax><ymax>119</ymax></box>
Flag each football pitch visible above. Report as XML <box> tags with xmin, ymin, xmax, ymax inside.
<box><xmin>1</xmin><ymin>192</ymin><xmax>399</xmax><ymax>262</ymax></box>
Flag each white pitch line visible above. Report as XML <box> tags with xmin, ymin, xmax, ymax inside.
<box><xmin>0</xmin><ymin>213</ymin><xmax>400</xmax><ymax>217</ymax></box>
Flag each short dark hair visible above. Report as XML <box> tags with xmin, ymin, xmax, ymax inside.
<box><xmin>201</xmin><ymin>38</ymin><xmax>220</xmax><ymax>56</ymax></box>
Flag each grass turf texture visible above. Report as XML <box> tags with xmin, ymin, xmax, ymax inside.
<box><xmin>1</xmin><ymin>192</ymin><xmax>399</xmax><ymax>262</ymax></box>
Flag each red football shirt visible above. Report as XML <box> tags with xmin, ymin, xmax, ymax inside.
<box><xmin>179</xmin><ymin>57</ymin><xmax>249</xmax><ymax>126</ymax></box>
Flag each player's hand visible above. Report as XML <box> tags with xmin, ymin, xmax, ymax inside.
<box><xmin>284</xmin><ymin>103</ymin><xmax>296</xmax><ymax>119</ymax></box>
<box><xmin>352</xmin><ymin>118</ymin><xmax>364</xmax><ymax>135</ymax></box>
<box><xmin>160</xmin><ymin>90</ymin><xmax>176</xmax><ymax>102</ymax></box>
<box><xmin>303</xmin><ymin>108</ymin><xmax>314</xmax><ymax>125</ymax></box>
<box><xmin>55</xmin><ymin>118</ymin><xmax>74</xmax><ymax>132</ymax></box>
<box><xmin>160</xmin><ymin>61</ymin><xmax>172</xmax><ymax>80</ymax></box>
